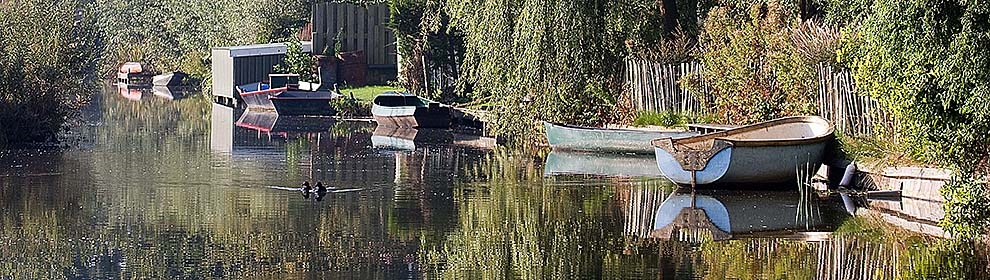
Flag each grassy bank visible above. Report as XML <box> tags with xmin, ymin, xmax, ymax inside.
<box><xmin>338</xmin><ymin>85</ymin><xmax>404</xmax><ymax>102</ymax></box>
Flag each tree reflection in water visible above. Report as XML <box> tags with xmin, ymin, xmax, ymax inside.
<box><xmin>0</xmin><ymin>87</ymin><xmax>984</xmax><ymax>279</ymax></box>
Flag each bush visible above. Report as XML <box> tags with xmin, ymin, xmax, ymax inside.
<box><xmin>273</xmin><ymin>38</ymin><xmax>316</xmax><ymax>82</ymax></box>
<box><xmin>93</xmin><ymin>0</ymin><xmax>309</xmax><ymax>84</ymax></box>
<box><xmin>838</xmin><ymin>0</ymin><xmax>990</xmax><ymax>174</ymax></box>
<box><xmin>941</xmin><ymin>175</ymin><xmax>990</xmax><ymax>239</ymax></box>
<box><xmin>0</xmin><ymin>1</ymin><xmax>99</xmax><ymax>148</ymax></box>
<box><xmin>330</xmin><ymin>97</ymin><xmax>371</xmax><ymax>117</ymax></box>
<box><xmin>684</xmin><ymin>1</ymin><xmax>817</xmax><ymax>125</ymax></box>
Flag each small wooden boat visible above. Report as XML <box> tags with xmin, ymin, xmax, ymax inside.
<box><xmin>237</xmin><ymin>82</ymin><xmax>282</xmax><ymax>109</ymax></box>
<box><xmin>152</xmin><ymin>71</ymin><xmax>187</xmax><ymax>86</ymax></box>
<box><xmin>269</xmin><ymin>90</ymin><xmax>337</xmax><ymax>116</ymax></box>
<box><xmin>372</xmin><ymin>92</ymin><xmax>451</xmax><ymax>128</ymax></box>
<box><xmin>544</xmin><ymin>122</ymin><xmax>699</xmax><ymax>154</ymax></box>
<box><xmin>652</xmin><ymin>116</ymin><xmax>834</xmax><ymax>185</ymax></box>
<box><xmin>237</xmin><ymin>82</ymin><xmax>339</xmax><ymax>116</ymax></box>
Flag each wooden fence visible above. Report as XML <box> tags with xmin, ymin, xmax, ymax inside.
<box><xmin>813</xmin><ymin>63</ymin><xmax>890</xmax><ymax>136</ymax></box>
<box><xmin>311</xmin><ymin>2</ymin><xmax>397</xmax><ymax>67</ymax></box>
<box><xmin>625</xmin><ymin>59</ymin><xmax>890</xmax><ymax>136</ymax></box>
<box><xmin>625</xmin><ymin>60</ymin><xmax>712</xmax><ymax>113</ymax></box>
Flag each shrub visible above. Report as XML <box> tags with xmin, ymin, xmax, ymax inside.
<box><xmin>685</xmin><ymin>1</ymin><xmax>817</xmax><ymax>125</ymax></box>
<box><xmin>273</xmin><ymin>38</ymin><xmax>316</xmax><ymax>82</ymax></box>
<box><xmin>839</xmin><ymin>0</ymin><xmax>990</xmax><ymax>174</ymax></box>
<box><xmin>93</xmin><ymin>0</ymin><xmax>309</xmax><ymax>84</ymax></box>
<box><xmin>0</xmin><ymin>1</ymin><xmax>99</xmax><ymax>148</ymax></box>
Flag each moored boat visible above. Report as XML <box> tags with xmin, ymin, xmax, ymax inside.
<box><xmin>544</xmin><ymin>122</ymin><xmax>699</xmax><ymax>154</ymax></box>
<box><xmin>237</xmin><ymin>75</ymin><xmax>340</xmax><ymax>115</ymax></box>
<box><xmin>372</xmin><ymin>92</ymin><xmax>451</xmax><ymax>128</ymax></box>
<box><xmin>270</xmin><ymin>90</ymin><xmax>338</xmax><ymax>116</ymax></box>
<box><xmin>237</xmin><ymin>82</ymin><xmax>284</xmax><ymax>109</ymax></box>
<box><xmin>651</xmin><ymin>116</ymin><xmax>834</xmax><ymax>185</ymax></box>
<box><xmin>152</xmin><ymin>71</ymin><xmax>187</xmax><ymax>87</ymax></box>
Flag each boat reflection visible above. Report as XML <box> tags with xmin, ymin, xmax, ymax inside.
<box><xmin>117</xmin><ymin>84</ymin><xmax>148</xmax><ymax>101</ymax></box>
<box><xmin>626</xmin><ymin>187</ymin><xmax>848</xmax><ymax>242</ymax></box>
<box><xmin>151</xmin><ymin>85</ymin><xmax>191</xmax><ymax>100</ymax></box>
<box><xmin>235</xmin><ymin>110</ymin><xmax>336</xmax><ymax>137</ymax></box>
<box><xmin>543</xmin><ymin>151</ymin><xmax>662</xmax><ymax>178</ymax></box>
<box><xmin>371</xmin><ymin>126</ymin><xmax>496</xmax><ymax>151</ymax></box>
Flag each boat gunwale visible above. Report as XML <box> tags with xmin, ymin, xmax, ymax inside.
<box><xmin>544</xmin><ymin>121</ymin><xmax>689</xmax><ymax>134</ymax></box>
<box><xmin>269</xmin><ymin>96</ymin><xmax>336</xmax><ymax>100</ymax></box>
<box><xmin>650</xmin><ymin>116</ymin><xmax>835</xmax><ymax>148</ymax></box>
<box><xmin>239</xmin><ymin>87</ymin><xmax>288</xmax><ymax>97</ymax></box>
<box><xmin>372</xmin><ymin>92</ymin><xmax>437</xmax><ymax>108</ymax></box>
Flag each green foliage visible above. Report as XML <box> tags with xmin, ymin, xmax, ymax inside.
<box><xmin>388</xmin><ymin>0</ymin><xmax>465</xmax><ymax>100</ymax></box>
<box><xmin>632</xmin><ymin>110</ymin><xmax>716</xmax><ymax>127</ymax></box>
<box><xmin>330</xmin><ymin>97</ymin><xmax>371</xmax><ymax>117</ymax></box>
<box><xmin>685</xmin><ymin>1</ymin><xmax>817</xmax><ymax>125</ymax></box>
<box><xmin>0</xmin><ymin>1</ymin><xmax>100</xmax><ymax>147</ymax></box>
<box><xmin>273</xmin><ymin>38</ymin><xmax>316</xmax><ymax>82</ymax></box>
<box><xmin>838</xmin><ymin>0</ymin><xmax>990</xmax><ymax>174</ymax></box>
<box><xmin>93</xmin><ymin>0</ymin><xmax>309</xmax><ymax>84</ymax></box>
<box><xmin>441</xmin><ymin>0</ymin><xmax>638</xmax><ymax>142</ymax></box>
<box><xmin>940</xmin><ymin>175</ymin><xmax>990</xmax><ymax>239</ymax></box>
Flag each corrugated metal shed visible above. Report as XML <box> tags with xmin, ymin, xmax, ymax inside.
<box><xmin>211</xmin><ymin>42</ymin><xmax>313</xmax><ymax>102</ymax></box>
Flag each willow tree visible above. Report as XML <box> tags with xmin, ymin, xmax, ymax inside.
<box><xmin>443</xmin><ymin>0</ymin><xmax>650</xmax><ymax>141</ymax></box>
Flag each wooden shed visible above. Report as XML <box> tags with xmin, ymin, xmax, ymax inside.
<box><xmin>211</xmin><ymin>42</ymin><xmax>313</xmax><ymax>105</ymax></box>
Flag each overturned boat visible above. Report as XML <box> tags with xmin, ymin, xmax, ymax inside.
<box><xmin>372</xmin><ymin>92</ymin><xmax>451</xmax><ymax>128</ymax></box>
<box><xmin>152</xmin><ymin>71</ymin><xmax>187</xmax><ymax>87</ymax></box>
<box><xmin>544</xmin><ymin>122</ymin><xmax>699</xmax><ymax>154</ymax></box>
<box><xmin>651</xmin><ymin>116</ymin><xmax>834</xmax><ymax>185</ymax></box>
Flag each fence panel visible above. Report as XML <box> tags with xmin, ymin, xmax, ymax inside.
<box><xmin>625</xmin><ymin>59</ymin><xmax>889</xmax><ymax>136</ymax></box>
<box><xmin>312</xmin><ymin>2</ymin><xmax>396</xmax><ymax>67</ymax></box>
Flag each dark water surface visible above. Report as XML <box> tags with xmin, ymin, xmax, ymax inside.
<box><xmin>0</xmin><ymin>88</ymin><xmax>983</xmax><ymax>279</ymax></box>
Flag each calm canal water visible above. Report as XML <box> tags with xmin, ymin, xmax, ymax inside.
<box><xmin>0</xmin><ymin>88</ymin><xmax>984</xmax><ymax>279</ymax></box>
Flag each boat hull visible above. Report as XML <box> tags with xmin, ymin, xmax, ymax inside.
<box><xmin>654</xmin><ymin>141</ymin><xmax>829</xmax><ymax>185</ymax></box>
<box><xmin>372</xmin><ymin>105</ymin><xmax>451</xmax><ymax>128</ymax></box>
<box><xmin>270</xmin><ymin>91</ymin><xmax>337</xmax><ymax>116</ymax></box>
<box><xmin>651</xmin><ymin>116</ymin><xmax>834</xmax><ymax>185</ymax></box>
<box><xmin>239</xmin><ymin>86</ymin><xmax>284</xmax><ymax>109</ymax></box>
<box><xmin>152</xmin><ymin>72</ymin><xmax>186</xmax><ymax>86</ymax></box>
<box><xmin>544</xmin><ymin>122</ymin><xmax>698</xmax><ymax>154</ymax></box>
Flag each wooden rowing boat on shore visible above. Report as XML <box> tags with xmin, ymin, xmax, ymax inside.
<box><xmin>544</xmin><ymin>122</ymin><xmax>699</xmax><ymax>154</ymax></box>
<box><xmin>652</xmin><ymin>116</ymin><xmax>834</xmax><ymax>185</ymax></box>
<box><xmin>372</xmin><ymin>92</ymin><xmax>452</xmax><ymax>128</ymax></box>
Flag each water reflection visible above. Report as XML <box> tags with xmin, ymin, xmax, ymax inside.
<box><xmin>544</xmin><ymin>150</ymin><xmax>661</xmax><ymax>177</ymax></box>
<box><xmin>0</xmin><ymin>87</ymin><xmax>984</xmax><ymax>279</ymax></box>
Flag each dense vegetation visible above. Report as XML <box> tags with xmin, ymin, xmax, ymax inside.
<box><xmin>94</xmin><ymin>0</ymin><xmax>309</xmax><ymax>82</ymax></box>
<box><xmin>0</xmin><ymin>0</ymin><xmax>308</xmax><ymax>148</ymax></box>
<box><xmin>0</xmin><ymin>1</ymin><xmax>99</xmax><ymax>148</ymax></box>
<box><xmin>390</xmin><ymin>0</ymin><xmax>704</xmax><ymax>142</ymax></box>
<box><xmin>386</xmin><ymin>0</ymin><xmax>990</xmax><ymax>236</ymax></box>
<box><xmin>825</xmin><ymin>0</ymin><xmax>990</xmax><ymax>237</ymax></box>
